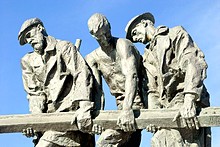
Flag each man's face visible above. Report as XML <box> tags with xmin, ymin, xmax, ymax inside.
<box><xmin>131</xmin><ymin>23</ymin><xmax>148</xmax><ymax>44</ymax></box>
<box><xmin>24</xmin><ymin>26</ymin><xmax>45</xmax><ymax>54</ymax></box>
<box><xmin>92</xmin><ymin>26</ymin><xmax>112</xmax><ymax>46</ymax></box>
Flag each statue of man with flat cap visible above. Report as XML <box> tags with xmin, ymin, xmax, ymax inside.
<box><xmin>125</xmin><ymin>12</ymin><xmax>211</xmax><ymax>147</ymax></box>
<box><xmin>18</xmin><ymin>18</ymin><xmax>95</xmax><ymax>147</ymax></box>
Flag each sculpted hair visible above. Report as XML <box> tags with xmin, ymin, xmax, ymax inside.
<box><xmin>88</xmin><ymin>13</ymin><xmax>111</xmax><ymax>34</ymax></box>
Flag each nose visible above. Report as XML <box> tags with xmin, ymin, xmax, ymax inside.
<box><xmin>26</xmin><ymin>38</ymin><xmax>33</xmax><ymax>44</ymax></box>
<box><xmin>132</xmin><ymin>36</ymin><xmax>138</xmax><ymax>42</ymax></box>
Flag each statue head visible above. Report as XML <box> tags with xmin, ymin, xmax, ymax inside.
<box><xmin>125</xmin><ymin>12</ymin><xmax>155</xmax><ymax>44</ymax></box>
<box><xmin>88</xmin><ymin>13</ymin><xmax>112</xmax><ymax>46</ymax></box>
<box><xmin>18</xmin><ymin>18</ymin><xmax>48</xmax><ymax>54</ymax></box>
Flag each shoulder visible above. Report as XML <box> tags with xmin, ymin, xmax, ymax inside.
<box><xmin>116</xmin><ymin>38</ymin><xmax>134</xmax><ymax>49</ymax></box>
<box><xmin>21</xmin><ymin>52</ymin><xmax>34</xmax><ymax>63</ymax></box>
<box><xmin>116</xmin><ymin>38</ymin><xmax>135</xmax><ymax>53</ymax></box>
<box><xmin>56</xmin><ymin>40</ymin><xmax>74</xmax><ymax>49</ymax></box>
<box><xmin>116</xmin><ymin>38</ymin><xmax>139</xmax><ymax>57</ymax></box>
<box><xmin>85</xmin><ymin>47</ymin><xmax>101</xmax><ymax>65</ymax></box>
<box><xmin>55</xmin><ymin>39</ymin><xmax>78</xmax><ymax>56</ymax></box>
<box><xmin>21</xmin><ymin>52</ymin><xmax>37</xmax><ymax>69</ymax></box>
<box><xmin>170</xmin><ymin>26</ymin><xmax>188</xmax><ymax>35</ymax></box>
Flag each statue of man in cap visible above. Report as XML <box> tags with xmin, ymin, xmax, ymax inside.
<box><xmin>18</xmin><ymin>18</ymin><xmax>95</xmax><ymax>147</ymax></box>
<box><xmin>125</xmin><ymin>12</ymin><xmax>211</xmax><ymax>146</ymax></box>
<box><xmin>85</xmin><ymin>13</ymin><xmax>146</xmax><ymax>147</ymax></box>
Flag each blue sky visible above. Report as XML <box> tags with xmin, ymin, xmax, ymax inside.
<box><xmin>0</xmin><ymin>0</ymin><xmax>219</xmax><ymax>146</ymax></box>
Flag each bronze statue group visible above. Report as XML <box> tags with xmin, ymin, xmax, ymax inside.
<box><xmin>18</xmin><ymin>12</ymin><xmax>210</xmax><ymax>147</ymax></box>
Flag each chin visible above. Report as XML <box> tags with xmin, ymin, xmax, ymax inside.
<box><xmin>142</xmin><ymin>41</ymin><xmax>147</xmax><ymax>44</ymax></box>
<box><xmin>34</xmin><ymin>47</ymin><xmax>43</xmax><ymax>54</ymax></box>
<box><xmin>101</xmin><ymin>42</ymin><xmax>110</xmax><ymax>47</ymax></box>
<box><xmin>143</xmin><ymin>39</ymin><xmax>149</xmax><ymax>44</ymax></box>
<box><xmin>34</xmin><ymin>43</ymin><xmax>43</xmax><ymax>50</ymax></box>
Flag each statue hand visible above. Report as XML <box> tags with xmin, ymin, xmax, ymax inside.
<box><xmin>71</xmin><ymin>101</ymin><xmax>94</xmax><ymax>133</ymax></box>
<box><xmin>146</xmin><ymin>124</ymin><xmax>161</xmax><ymax>134</ymax></box>
<box><xmin>22</xmin><ymin>127</ymin><xmax>37</xmax><ymax>138</ymax></box>
<box><xmin>117</xmin><ymin>109</ymin><xmax>136</xmax><ymax>132</ymax></box>
<box><xmin>173</xmin><ymin>94</ymin><xmax>199</xmax><ymax>130</ymax></box>
<box><xmin>92</xmin><ymin>124</ymin><xmax>105</xmax><ymax>135</ymax></box>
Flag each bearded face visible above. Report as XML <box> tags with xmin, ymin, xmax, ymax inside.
<box><xmin>25</xmin><ymin>26</ymin><xmax>45</xmax><ymax>55</ymax></box>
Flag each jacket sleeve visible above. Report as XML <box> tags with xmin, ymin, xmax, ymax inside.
<box><xmin>21</xmin><ymin>55</ymin><xmax>46</xmax><ymax>113</ymax></box>
<box><xmin>58</xmin><ymin>41</ymin><xmax>93</xmax><ymax>102</ymax></box>
<box><xmin>142</xmin><ymin>49</ymin><xmax>158</xmax><ymax>94</ymax></box>
<box><xmin>175</xmin><ymin>26</ymin><xmax>207</xmax><ymax>100</ymax></box>
<box><xmin>21</xmin><ymin>55</ymin><xmax>43</xmax><ymax>96</ymax></box>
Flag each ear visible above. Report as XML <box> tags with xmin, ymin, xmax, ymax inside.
<box><xmin>108</xmin><ymin>23</ymin><xmax>111</xmax><ymax>30</ymax></box>
<box><xmin>141</xmin><ymin>19</ymin><xmax>148</xmax><ymax>27</ymax></box>
<box><xmin>36</xmin><ymin>24</ymin><xmax>43</xmax><ymax>32</ymax></box>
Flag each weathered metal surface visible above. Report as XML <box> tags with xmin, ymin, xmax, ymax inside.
<box><xmin>0</xmin><ymin>107</ymin><xmax>219</xmax><ymax>133</ymax></box>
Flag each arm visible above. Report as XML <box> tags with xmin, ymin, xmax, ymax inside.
<box><xmin>176</xmin><ymin>27</ymin><xmax>207</xmax><ymax>99</ymax></box>
<box><xmin>58</xmin><ymin>41</ymin><xmax>95</xmax><ymax>132</ymax></box>
<box><xmin>59</xmin><ymin>41</ymin><xmax>93</xmax><ymax>101</ymax></box>
<box><xmin>173</xmin><ymin>27</ymin><xmax>207</xmax><ymax>129</ymax></box>
<box><xmin>81</xmin><ymin>52</ymin><xmax>106</xmax><ymax>134</ymax></box>
<box><xmin>21</xmin><ymin>56</ymin><xmax>45</xmax><ymax>139</ymax></box>
<box><xmin>85</xmin><ymin>52</ymin><xmax>105</xmax><ymax>110</ymax></box>
<box><xmin>118</xmin><ymin>39</ymin><xmax>138</xmax><ymax>110</ymax></box>
<box><xmin>142</xmin><ymin>49</ymin><xmax>160</xmax><ymax>109</ymax></box>
<box><xmin>116</xmin><ymin>39</ymin><xmax>139</xmax><ymax>132</ymax></box>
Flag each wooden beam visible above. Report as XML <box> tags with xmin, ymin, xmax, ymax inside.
<box><xmin>0</xmin><ymin>107</ymin><xmax>219</xmax><ymax>133</ymax></box>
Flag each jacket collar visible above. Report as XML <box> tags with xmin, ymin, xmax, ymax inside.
<box><xmin>148</xmin><ymin>26</ymin><xmax>169</xmax><ymax>50</ymax></box>
<box><xmin>44</xmin><ymin>36</ymin><xmax>57</xmax><ymax>52</ymax></box>
<box><xmin>154</xmin><ymin>25</ymin><xmax>169</xmax><ymax>38</ymax></box>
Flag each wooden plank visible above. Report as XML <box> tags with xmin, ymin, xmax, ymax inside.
<box><xmin>0</xmin><ymin>107</ymin><xmax>219</xmax><ymax>133</ymax></box>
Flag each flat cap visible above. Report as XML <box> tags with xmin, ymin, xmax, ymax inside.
<box><xmin>125</xmin><ymin>12</ymin><xmax>155</xmax><ymax>42</ymax></box>
<box><xmin>18</xmin><ymin>18</ymin><xmax>43</xmax><ymax>45</ymax></box>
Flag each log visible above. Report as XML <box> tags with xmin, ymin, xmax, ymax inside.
<box><xmin>0</xmin><ymin>107</ymin><xmax>219</xmax><ymax>133</ymax></box>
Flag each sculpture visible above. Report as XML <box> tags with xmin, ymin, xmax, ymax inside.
<box><xmin>18</xmin><ymin>18</ymin><xmax>95</xmax><ymax>147</ymax></box>
<box><xmin>85</xmin><ymin>13</ymin><xmax>146</xmax><ymax>147</ymax></box>
<box><xmin>13</xmin><ymin>12</ymin><xmax>214</xmax><ymax>147</ymax></box>
<box><xmin>125</xmin><ymin>12</ymin><xmax>211</xmax><ymax>146</ymax></box>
